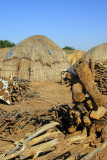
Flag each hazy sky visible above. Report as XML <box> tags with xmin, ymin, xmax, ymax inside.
<box><xmin>0</xmin><ymin>0</ymin><xmax>107</xmax><ymax>51</ymax></box>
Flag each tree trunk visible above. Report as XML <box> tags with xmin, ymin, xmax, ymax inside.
<box><xmin>75</xmin><ymin>59</ymin><xmax>106</xmax><ymax>107</ymax></box>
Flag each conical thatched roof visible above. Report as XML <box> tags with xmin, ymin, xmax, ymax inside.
<box><xmin>82</xmin><ymin>43</ymin><xmax>107</xmax><ymax>62</ymax></box>
<box><xmin>0</xmin><ymin>35</ymin><xmax>69</xmax><ymax>82</ymax></box>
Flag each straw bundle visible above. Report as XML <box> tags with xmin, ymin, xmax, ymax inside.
<box><xmin>0</xmin><ymin>35</ymin><xmax>69</xmax><ymax>82</ymax></box>
<box><xmin>65</xmin><ymin>50</ymin><xmax>85</xmax><ymax>66</ymax></box>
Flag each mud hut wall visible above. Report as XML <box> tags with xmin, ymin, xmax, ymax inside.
<box><xmin>0</xmin><ymin>59</ymin><xmax>19</xmax><ymax>78</ymax></box>
<box><xmin>18</xmin><ymin>59</ymin><xmax>31</xmax><ymax>80</ymax></box>
<box><xmin>30</xmin><ymin>61</ymin><xmax>68</xmax><ymax>82</ymax></box>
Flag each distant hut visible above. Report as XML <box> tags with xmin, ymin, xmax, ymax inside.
<box><xmin>0</xmin><ymin>35</ymin><xmax>69</xmax><ymax>82</ymax></box>
<box><xmin>82</xmin><ymin>43</ymin><xmax>107</xmax><ymax>62</ymax></box>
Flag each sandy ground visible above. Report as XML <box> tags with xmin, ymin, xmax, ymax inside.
<box><xmin>0</xmin><ymin>82</ymin><xmax>72</xmax><ymax>114</ymax></box>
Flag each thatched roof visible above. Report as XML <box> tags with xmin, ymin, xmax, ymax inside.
<box><xmin>0</xmin><ymin>35</ymin><xmax>69</xmax><ymax>82</ymax></box>
<box><xmin>82</xmin><ymin>43</ymin><xmax>107</xmax><ymax>62</ymax></box>
<box><xmin>0</xmin><ymin>48</ymin><xmax>11</xmax><ymax>67</ymax></box>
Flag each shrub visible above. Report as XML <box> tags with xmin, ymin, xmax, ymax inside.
<box><xmin>0</xmin><ymin>40</ymin><xmax>15</xmax><ymax>48</ymax></box>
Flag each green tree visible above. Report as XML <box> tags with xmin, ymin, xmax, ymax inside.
<box><xmin>0</xmin><ymin>40</ymin><xmax>15</xmax><ymax>48</ymax></box>
<box><xmin>62</xmin><ymin>46</ymin><xmax>75</xmax><ymax>50</ymax></box>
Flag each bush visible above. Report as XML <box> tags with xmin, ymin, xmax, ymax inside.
<box><xmin>62</xmin><ymin>46</ymin><xmax>75</xmax><ymax>50</ymax></box>
<box><xmin>0</xmin><ymin>40</ymin><xmax>15</xmax><ymax>48</ymax></box>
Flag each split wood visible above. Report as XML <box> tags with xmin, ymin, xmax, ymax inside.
<box><xmin>0</xmin><ymin>122</ymin><xmax>60</xmax><ymax>160</ymax></box>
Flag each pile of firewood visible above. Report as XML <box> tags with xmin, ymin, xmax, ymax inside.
<box><xmin>11</xmin><ymin>80</ymin><xmax>38</xmax><ymax>103</ymax></box>
<box><xmin>0</xmin><ymin>108</ymin><xmax>32</xmax><ymax>135</ymax></box>
<box><xmin>0</xmin><ymin>113</ymin><xmax>107</xmax><ymax>160</ymax></box>
<box><xmin>95</xmin><ymin>61</ymin><xmax>107</xmax><ymax>95</ymax></box>
<box><xmin>68</xmin><ymin>59</ymin><xmax>107</xmax><ymax>134</ymax></box>
<box><xmin>0</xmin><ymin>77</ymin><xmax>38</xmax><ymax>104</ymax></box>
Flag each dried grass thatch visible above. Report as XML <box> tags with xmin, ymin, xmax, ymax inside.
<box><xmin>0</xmin><ymin>35</ymin><xmax>69</xmax><ymax>82</ymax></box>
<box><xmin>64</xmin><ymin>50</ymin><xmax>85</xmax><ymax>66</ymax></box>
<box><xmin>82</xmin><ymin>43</ymin><xmax>107</xmax><ymax>62</ymax></box>
<box><xmin>0</xmin><ymin>48</ymin><xmax>11</xmax><ymax>68</ymax></box>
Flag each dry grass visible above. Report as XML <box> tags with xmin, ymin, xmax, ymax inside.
<box><xmin>64</xmin><ymin>50</ymin><xmax>85</xmax><ymax>66</ymax></box>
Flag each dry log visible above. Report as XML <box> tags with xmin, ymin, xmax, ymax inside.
<box><xmin>67</xmin><ymin>128</ymin><xmax>87</xmax><ymax>145</ymax></box>
<box><xmin>89</xmin><ymin>57</ymin><xmax>95</xmax><ymax>80</ymax></box>
<box><xmin>75</xmin><ymin>59</ymin><xmax>106</xmax><ymax>107</ymax></box>
<box><xmin>68</xmin><ymin>125</ymin><xmax>77</xmax><ymax>133</ymax></box>
<box><xmin>94</xmin><ymin>61</ymin><xmax>107</xmax><ymax>95</ymax></box>
<box><xmin>1</xmin><ymin>122</ymin><xmax>59</xmax><ymax>160</ymax></box>
<box><xmin>77</xmin><ymin>103</ymin><xmax>88</xmax><ymax>114</ymax></box>
<box><xmin>2</xmin><ymin>139</ymin><xmax>58</xmax><ymax>160</ymax></box>
<box><xmin>76</xmin><ymin>117</ymin><xmax>81</xmax><ymax>125</ymax></box>
<box><xmin>72</xmin><ymin>83</ymin><xmax>85</xmax><ymax>102</ymax></box>
<box><xmin>90</xmin><ymin>106</ymin><xmax>106</xmax><ymax>120</ymax></box>
<box><xmin>27</xmin><ymin>131</ymin><xmax>61</xmax><ymax>146</ymax></box>
<box><xmin>83</xmin><ymin>116</ymin><xmax>91</xmax><ymax>126</ymax></box>
<box><xmin>70</xmin><ymin>110</ymin><xmax>81</xmax><ymax>124</ymax></box>
<box><xmin>81</xmin><ymin>139</ymin><xmax>107</xmax><ymax>160</ymax></box>
<box><xmin>20</xmin><ymin>139</ymin><xmax>58</xmax><ymax>159</ymax></box>
<box><xmin>86</xmin><ymin>100</ymin><xmax>94</xmax><ymax>109</ymax></box>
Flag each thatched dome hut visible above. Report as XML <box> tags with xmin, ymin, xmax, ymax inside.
<box><xmin>82</xmin><ymin>43</ymin><xmax>107</xmax><ymax>62</ymax></box>
<box><xmin>0</xmin><ymin>35</ymin><xmax>69</xmax><ymax>82</ymax></box>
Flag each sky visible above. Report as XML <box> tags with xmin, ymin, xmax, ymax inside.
<box><xmin>0</xmin><ymin>0</ymin><xmax>107</xmax><ymax>51</ymax></box>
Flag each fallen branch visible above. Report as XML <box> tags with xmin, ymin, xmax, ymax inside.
<box><xmin>67</xmin><ymin>128</ymin><xmax>87</xmax><ymax>145</ymax></box>
<box><xmin>81</xmin><ymin>139</ymin><xmax>107</xmax><ymax>160</ymax></box>
<box><xmin>1</xmin><ymin>122</ymin><xmax>59</xmax><ymax>160</ymax></box>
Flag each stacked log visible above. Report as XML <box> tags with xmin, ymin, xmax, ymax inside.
<box><xmin>74</xmin><ymin>59</ymin><xmax>106</xmax><ymax>107</ymax></box>
<box><xmin>94</xmin><ymin>61</ymin><xmax>107</xmax><ymax>95</ymax></box>
<box><xmin>37</xmin><ymin>59</ymin><xmax>106</xmax><ymax>141</ymax></box>
<box><xmin>70</xmin><ymin>59</ymin><xmax>107</xmax><ymax>134</ymax></box>
<box><xmin>0</xmin><ymin>77</ymin><xmax>38</xmax><ymax>104</ymax></box>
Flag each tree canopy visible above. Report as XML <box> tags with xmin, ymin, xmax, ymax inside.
<box><xmin>62</xmin><ymin>46</ymin><xmax>75</xmax><ymax>50</ymax></box>
<box><xmin>0</xmin><ymin>40</ymin><xmax>15</xmax><ymax>48</ymax></box>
